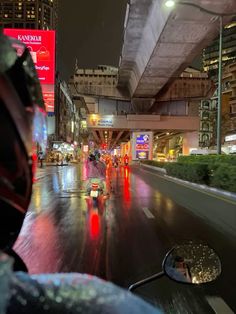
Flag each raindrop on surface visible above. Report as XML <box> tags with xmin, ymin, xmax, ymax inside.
<box><xmin>43</xmin><ymin>304</ymin><xmax>50</xmax><ymax>310</ymax></box>
<box><xmin>16</xmin><ymin>295</ymin><xmax>27</xmax><ymax>306</ymax></box>
<box><xmin>55</xmin><ymin>296</ymin><xmax>63</xmax><ymax>303</ymax></box>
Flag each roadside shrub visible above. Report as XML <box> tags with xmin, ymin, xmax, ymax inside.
<box><xmin>165</xmin><ymin>162</ymin><xmax>209</xmax><ymax>184</ymax></box>
<box><xmin>210</xmin><ymin>164</ymin><xmax>236</xmax><ymax>193</ymax></box>
<box><xmin>142</xmin><ymin>158</ymin><xmax>236</xmax><ymax>193</ymax></box>
<box><xmin>178</xmin><ymin>155</ymin><xmax>236</xmax><ymax>166</ymax></box>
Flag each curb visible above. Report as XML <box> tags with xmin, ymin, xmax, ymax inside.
<box><xmin>140</xmin><ymin>164</ymin><xmax>166</xmax><ymax>174</ymax></box>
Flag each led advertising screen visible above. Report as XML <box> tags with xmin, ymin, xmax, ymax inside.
<box><xmin>135</xmin><ymin>134</ymin><xmax>150</xmax><ymax>160</ymax></box>
<box><xmin>4</xmin><ymin>28</ymin><xmax>55</xmax><ymax>112</ymax></box>
<box><xmin>4</xmin><ymin>28</ymin><xmax>55</xmax><ymax>84</ymax></box>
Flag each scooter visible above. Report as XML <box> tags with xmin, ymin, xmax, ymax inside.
<box><xmin>114</xmin><ymin>161</ymin><xmax>119</xmax><ymax>168</ymax></box>
<box><xmin>129</xmin><ymin>242</ymin><xmax>221</xmax><ymax>291</ymax></box>
<box><xmin>87</xmin><ymin>179</ymin><xmax>105</xmax><ymax>208</ymax></box>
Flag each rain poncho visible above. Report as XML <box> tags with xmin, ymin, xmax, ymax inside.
<box><xmin>5</xmin><ymin>271</ymin><xmax>162</xmax><ymax>314</ymax></box>
<box><xmin>87</xmin><ymin>160</ymin><xmax>106</xmax><ymax>179</ymax></box>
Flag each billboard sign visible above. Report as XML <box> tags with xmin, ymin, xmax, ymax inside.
<box><xmin>3</xmin><ymin>28</ymin><xmax>55</xmax><ymax>112</ymax></box>
<box><xmin>132</xmin><ymin>132</ymin><xmax>153</xmax><ymax>160</ymax></box>
<box><xmin>135</xmin><ymin>134</ymin><xmax>150</xmax><ymax>159</ymax></box>
<box><xmin>4</xmin><ymin>28</ymin><xmax>55</xmax><ymax>84</ymax></box>
<box><xmin>89</xmin><ymin>115</ymin><xmax>114</xmax><ymax>128</ymax></box>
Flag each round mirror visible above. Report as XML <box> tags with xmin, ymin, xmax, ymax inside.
<box><xmin>163</xmin><ymin>242</ymin><xmax>221</xmax><ymax>284</ymax></box>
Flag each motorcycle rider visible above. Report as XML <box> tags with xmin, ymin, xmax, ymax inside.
<box><xmin>0</xmin><ymin>33</ymin><xmax>161</xmax><ymax>314</ymax></box>
<box><xmin>86</xmin><ymin>150</ymin><xmax>108</xmax><ymax>195</ymax></box>
<box><xmin>113</xmin><ymin>155</ymin><xmax>119</xmax><ymax>167</ymax></box>
<box><xmin>124</xmin><ymin>153</ymin><xmax>129</xmax><ymax>166</ymax></box>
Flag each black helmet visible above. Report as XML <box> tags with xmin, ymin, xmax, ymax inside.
<box><xmin>89</xmin><ymin>154</ymin><xmax>96</xmax><ymax>161</ymax></box>
<box><xmin>0</xmin><ymin>33</ymin><xmax>47</xmax><ymax>250</ymax></box>
<box><xmin>94</xmin><ymin>149</ymin><xmax>101</xmax><ymax>160</ymax></box>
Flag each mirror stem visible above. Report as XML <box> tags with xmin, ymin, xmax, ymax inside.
<box><xmin>129</xmin><ymin>271</ymin><xmax>165</xmax><ymax>292</ymax></box>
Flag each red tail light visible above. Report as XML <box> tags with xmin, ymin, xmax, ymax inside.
<box><xmin>91</xmin><ymin>183</ymin><xmax>99</xmax><ymax>190</ymax></box>
<box><xmin>32</xmin><ymin>153</ymin><xmax>38</xmax><ymax>183</ymax></box>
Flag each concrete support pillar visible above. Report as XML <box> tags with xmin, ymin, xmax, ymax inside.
<box><xmin>182</xmin><ymin>131</ymin><xmax>199</xmax><ymax>155</ymax></box>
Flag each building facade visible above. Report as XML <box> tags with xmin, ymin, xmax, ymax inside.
<box><xmin>199</xmin><ymin>62</ymin><xmax>236</xmax><ymax>151</ymax></box>
<box><xmin>203</xmin><ymin>19</ymin><xmax>236</xmax><ymax>78</ymax></box>
<box><xmin>222</xmin><ymin>62</ymin><xmax>236</xmax><ymax>152</ymax></box>
<box><xmin>56</xmin><ymin>81</ymin><xmax>80</xmax><ymax>144</ymax></box>
<box><xmin>72</xmin><ymin>65</ymin><xmax>118</xmax><ymax>87</ymax></box>
<box><xmin>199</xmin><ymin>98</ymin><xmax>217</xmax><ymax>148</ymax></box>
<box><xmin>0</xmin><ymin>0</ymin><xmax>58</xmax><ymax>30</ymax></box>
<box><xmin>70</xmin><ymin>65</ymin><xmax>120</xmax><ymax>99</ymax></box>
<box><xmin>1</xmin><ymin>0</ymin><xmax>60</xmax><ymax>152</ymax></box>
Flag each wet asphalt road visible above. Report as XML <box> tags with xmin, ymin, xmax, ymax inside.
<box><xmin>14</xmin><ymin>163</ymin><xmax>236</xmax><ymax>313</ymax></box>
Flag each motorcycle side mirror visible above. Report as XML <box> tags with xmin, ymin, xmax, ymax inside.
<box><xmin>162</xmin><ymin>242</ymin><xmax>221</xmax><ymax>284</ymax></box>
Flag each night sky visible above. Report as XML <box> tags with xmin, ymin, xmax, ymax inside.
<box><xmin>57</xmin><ymin>0</ymin><xmax>128</xmax><ymax>81</ymax></box>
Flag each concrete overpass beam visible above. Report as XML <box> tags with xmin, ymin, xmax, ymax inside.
<box><xmin>131</xmin><ymin>97</ymin><xmax>155</xmax><ymax>113</ymax></box>
<box><xmin>92</xmin><ymin>130</ymin><xmax>100</xmax><ymax>144</ymax></box>
<box><xmin>111</xmin><ymin>131</ymin><xmax>124</xmax><ymax>149</ymax></box>
<box><xmin>119</xmin><ymin>0</ymin><xmax>170</xmax><ymax>96</ymax></box>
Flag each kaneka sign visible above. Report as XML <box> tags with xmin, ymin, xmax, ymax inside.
<box><xmin>4</xmin><ymin>28</ymin><xmax>55</xmax><ymax>84</ymax></box>
<box><xmin>4</xmin><ymin>28</ymin><xmax>55</xmax><ymax>112</ymax></box>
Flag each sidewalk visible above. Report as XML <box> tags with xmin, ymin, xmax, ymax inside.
<box><xmin>35</xmin><ymin>167</ymin><xmax>48</xmax><ymax>181</ymax></box>
<box><xmin>34</xmin><ymin>161</ymin><xmax>78</xmax><ymax>180</ymax></box>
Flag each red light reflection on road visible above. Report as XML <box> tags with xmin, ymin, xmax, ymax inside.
<box><xmin>89</xmin><ymin>210</ymin><xmax>100</xmax><ymax>239</ymax></box>
<box><xmin>123</xmin><ymin>166</ymin><xmax>131</xmax><ymax>205</ymax></box>
<box><xmin>32</xmin><ymin>153</ymin><xmax>38</xmax><ymax>183</ymax></box>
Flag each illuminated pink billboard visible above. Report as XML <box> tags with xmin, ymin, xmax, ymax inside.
<box><xmin>4</xmin><ymin>28</ymin><xmax>55</xmax><ymax>84</ymax></box>
<box><xmin>4</xmin><ymin>28</ymin><xmax>55</xmax><ymax>112</ymax></box>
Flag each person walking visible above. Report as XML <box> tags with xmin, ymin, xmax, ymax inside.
<box><xmin>38</xmin><ymin>151</ymin><xmax>43</xmax><ymax>168</ymax></box>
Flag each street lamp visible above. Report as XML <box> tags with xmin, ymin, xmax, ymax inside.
<box><xmin>164</xmin><ymin>0</ymin><xmax>236</xmax><ymax>154</ymax></box>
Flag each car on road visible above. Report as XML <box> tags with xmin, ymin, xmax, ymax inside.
<box><xmin>155</xmin><ymin>153</ymin><xmax>167</xmax><ymax>162</ymax></box>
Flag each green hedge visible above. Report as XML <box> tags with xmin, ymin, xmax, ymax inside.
<box><xmin>141</xmin><ymin>158</ymin><xmax>236</xmax><ymax>193</ymax></box>
<box><xmin>210</xmin><ymin>164</ymin><xmax>236</xmax><ymax>193</ymax></box>
<box><xmin>178</xmin><ymin>155</ymin><xmax>236</xmax><ymax>166</ymax></box>
<box><xmin>165</xmin><ymin>162</ymin><xmax>209</xmax><ymax>184</ymax></box>
<box><xmin>141</xmin><ymin>160</ymin><xmax>166</xmax><ymax>168</ymax></box>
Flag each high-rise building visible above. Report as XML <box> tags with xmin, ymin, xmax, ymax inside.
<box><xmin>0</xmin><ymin>0</ymin><xmax>58</xmax><ymax>30</ymax></box>
<box><xmin>203</xmin><ymin>19</ymin><xmax>236</xmax><ymax>78</ymax></box>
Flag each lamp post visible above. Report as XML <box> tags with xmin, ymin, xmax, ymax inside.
<box><xmin>164</xmin><ymin>0</ymin><xmax>236</xmax><ymax>154</ymax></box>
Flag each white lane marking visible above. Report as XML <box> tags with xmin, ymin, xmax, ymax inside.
<box><xmin>142</xmin><ymin>207</ymin><xmax>155</xmax><ymax>219</ymax></box>
<box><xmin>206</xmin><ymin>296</ymin><xmax>234</xmax><ymax>314</ymax></box>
